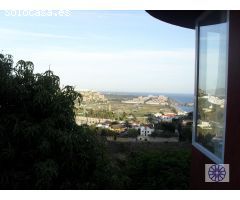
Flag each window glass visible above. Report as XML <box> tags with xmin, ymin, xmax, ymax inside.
<box><xmin>196</xmin><ymin>11</ymin><xmax>228</xmax><ymax>160</ymax></box>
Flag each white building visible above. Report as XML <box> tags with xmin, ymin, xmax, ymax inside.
<box><xmin>137</xmin><ymin>126</ymin><xmax>154</xmax><ymax>141</ymax></box>
<box><xmin>140</xmin><ymin>126</ymin><xmax>154</xmax><ymax>136</ymax></box>
<box><xmin>197</xmin><ymin>121</ymin><xmax>212</xmax><ymax>129</ymax></box>
<box><xmin>154</xmin><ymin>113</ymin><xmax>163</xmax><ymax>117</ymax></box>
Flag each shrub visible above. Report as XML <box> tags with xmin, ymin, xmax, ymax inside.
<box><xmin>124</xmin><ymin>149</ymin><xmax>191</xmax><ymax>189</ymax></box>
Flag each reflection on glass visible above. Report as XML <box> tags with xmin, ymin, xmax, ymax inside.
<box><xmin>196</xmin><ymin>11</ymin><xmax>227</xmax><ymax>160</ymax></box>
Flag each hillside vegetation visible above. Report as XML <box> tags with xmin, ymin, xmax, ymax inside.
<box><xmin>0</xmin><ymin>54</ymin><xmax>191</xmax><ymax>189</ymax></box>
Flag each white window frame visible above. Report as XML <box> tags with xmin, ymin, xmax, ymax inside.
<box><xmin>192</xmin><ymin>10</ymin><xmax>229</xmax><ymax>164</ymax></box>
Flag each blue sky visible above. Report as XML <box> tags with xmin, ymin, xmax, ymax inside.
<box><xmin>0</xmin><ymin>10</ymin><xmax>195</xmax><ymax>94</ymax></box>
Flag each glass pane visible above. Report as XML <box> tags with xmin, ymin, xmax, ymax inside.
<box><xmin>196</xmin><ymin>11</ymin><xmax>228</xmax><ymax>160</ymax></box>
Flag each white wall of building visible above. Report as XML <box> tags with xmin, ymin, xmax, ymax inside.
<box><xmin>140</xmin><ymin>126</ymin><xmax>154</xmax><ymax>136</ymax></box>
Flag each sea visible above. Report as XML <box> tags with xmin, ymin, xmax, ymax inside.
<box><xmin>102</xmin><ymin>91</ymin><xmax>194</xmax><ymax>112</ymax></box>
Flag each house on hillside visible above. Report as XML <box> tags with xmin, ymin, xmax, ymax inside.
<box><xmin>159</xmin><ymin>113</ymin><xmax>177</xmax><ymax>122</ymax></box>
<box><xmin>110</xmin><ymin>124</ymin><xmax>126</xmax><ymax>133</ymax></box>
<box><xmin>137</xmin><ymin>126</ymin><xmax>154</xmax><ymax>141</ymax></box>
<box><xmin>140</xmin><ymin>126</ymin><xmax>154</xmax><ymax>136</ymax></box>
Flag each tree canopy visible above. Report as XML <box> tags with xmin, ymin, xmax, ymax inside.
<box><xmin>0</xmin><ymin>54</ymin><xmax>112</xmax><ymax>189</ymax></box>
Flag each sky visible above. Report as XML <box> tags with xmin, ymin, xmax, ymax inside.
<box><xmin>0</xmin><ymin>10</ymin><xmax>195</xmax><ymax>94</ymax></box>
<box><xmin>199</xmin><ymin>23</ymin><xmax>227</xmax><ymax>95</ymax></box>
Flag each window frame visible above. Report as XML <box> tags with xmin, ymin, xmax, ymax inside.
<box><xmin>192</xmin><ymin>10</ymin><xmax>230</xmax><ymax>164</ymax></box>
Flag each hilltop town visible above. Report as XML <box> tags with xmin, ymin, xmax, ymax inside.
<box><xmin>80</xmin><ymin>90</ymin><xmax>108</xmax><ymax>103</ymax></box>
<box><xmin>75</xmin><ymin>90</ymin><xmax>193</xmax><ymax>142</ymax></box>
<box><xmin>122</xmin><ymin>95</ymin><xmax>169</xmax><ymax>105</ymax></box>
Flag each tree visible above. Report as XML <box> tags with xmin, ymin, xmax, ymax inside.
<box><xmin>0</xmin><ymin>54</ymin><xmax>113</xmax><ymax>189</ymax></box>
<box><xmin>126</xmin><ymin>128</ymin><xmax>139</xmax><ymax>138</ymax></box>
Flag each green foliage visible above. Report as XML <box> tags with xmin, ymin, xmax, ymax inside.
<box><xmin>156</xmin><ymin>122</ymin><xmax>176</xmax><ymax>133</ymax></box>
<box><xmin>146</xmin><ymin>114</ymin><xmax>156</xmax><ymax>124</ymax></box>
<box><xmin>124</xmin><ymin>149</ymin><xmax>191</xmax><ymax>189</ymax></box>
<box><xmin>83</xmin><ymin>108</ymin><xmax>115</xmax><ymax>119</ymax></box>
<box><xmin>181</xmin><ymin>126</ymin><xmax>192</xmax><ymax>142</ymax></box>
<box><xmin>119</xmin><ymin>111</ymin><xmax>127</xmax><ymax>121</ymax></box>
<box><xmin>121</xmin><ymin>128</ymin><xmax>139</xmax><ymax>138</ymax></box>
<box><xmin>151</xmin><ymin>130</ymin><xmax>178</xmax><ymax>138</ymax></box>
<box><xmin>98</xmin><ymin>127</ymin><xmax>115</xmax><ymax>137</ymax></box>
<box><xmin>0</xmin><ymin>54</ymin><xmax>112</xmax><ymax>189</ymax></box>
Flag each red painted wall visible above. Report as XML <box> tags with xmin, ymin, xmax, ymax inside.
<box><xmin>190</xmin><ymin>146</ymin><xmax>237</xmax><ymax>189</ymax></box>
<box><xmin>191</xmin><ymin>11</ymin><xmax>240</xmax><ymax>190</ymax></box>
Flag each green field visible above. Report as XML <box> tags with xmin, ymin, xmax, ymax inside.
<box><xmin>77</xmin><ymin>93</ymin><xmax>177</xmax><ymax>119</ymax></box>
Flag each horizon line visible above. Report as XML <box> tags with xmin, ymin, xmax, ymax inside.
<box><xmin>76</xmin><ymin>88</ymin><xmax>194</xmax><ymax>95</ymax></box>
